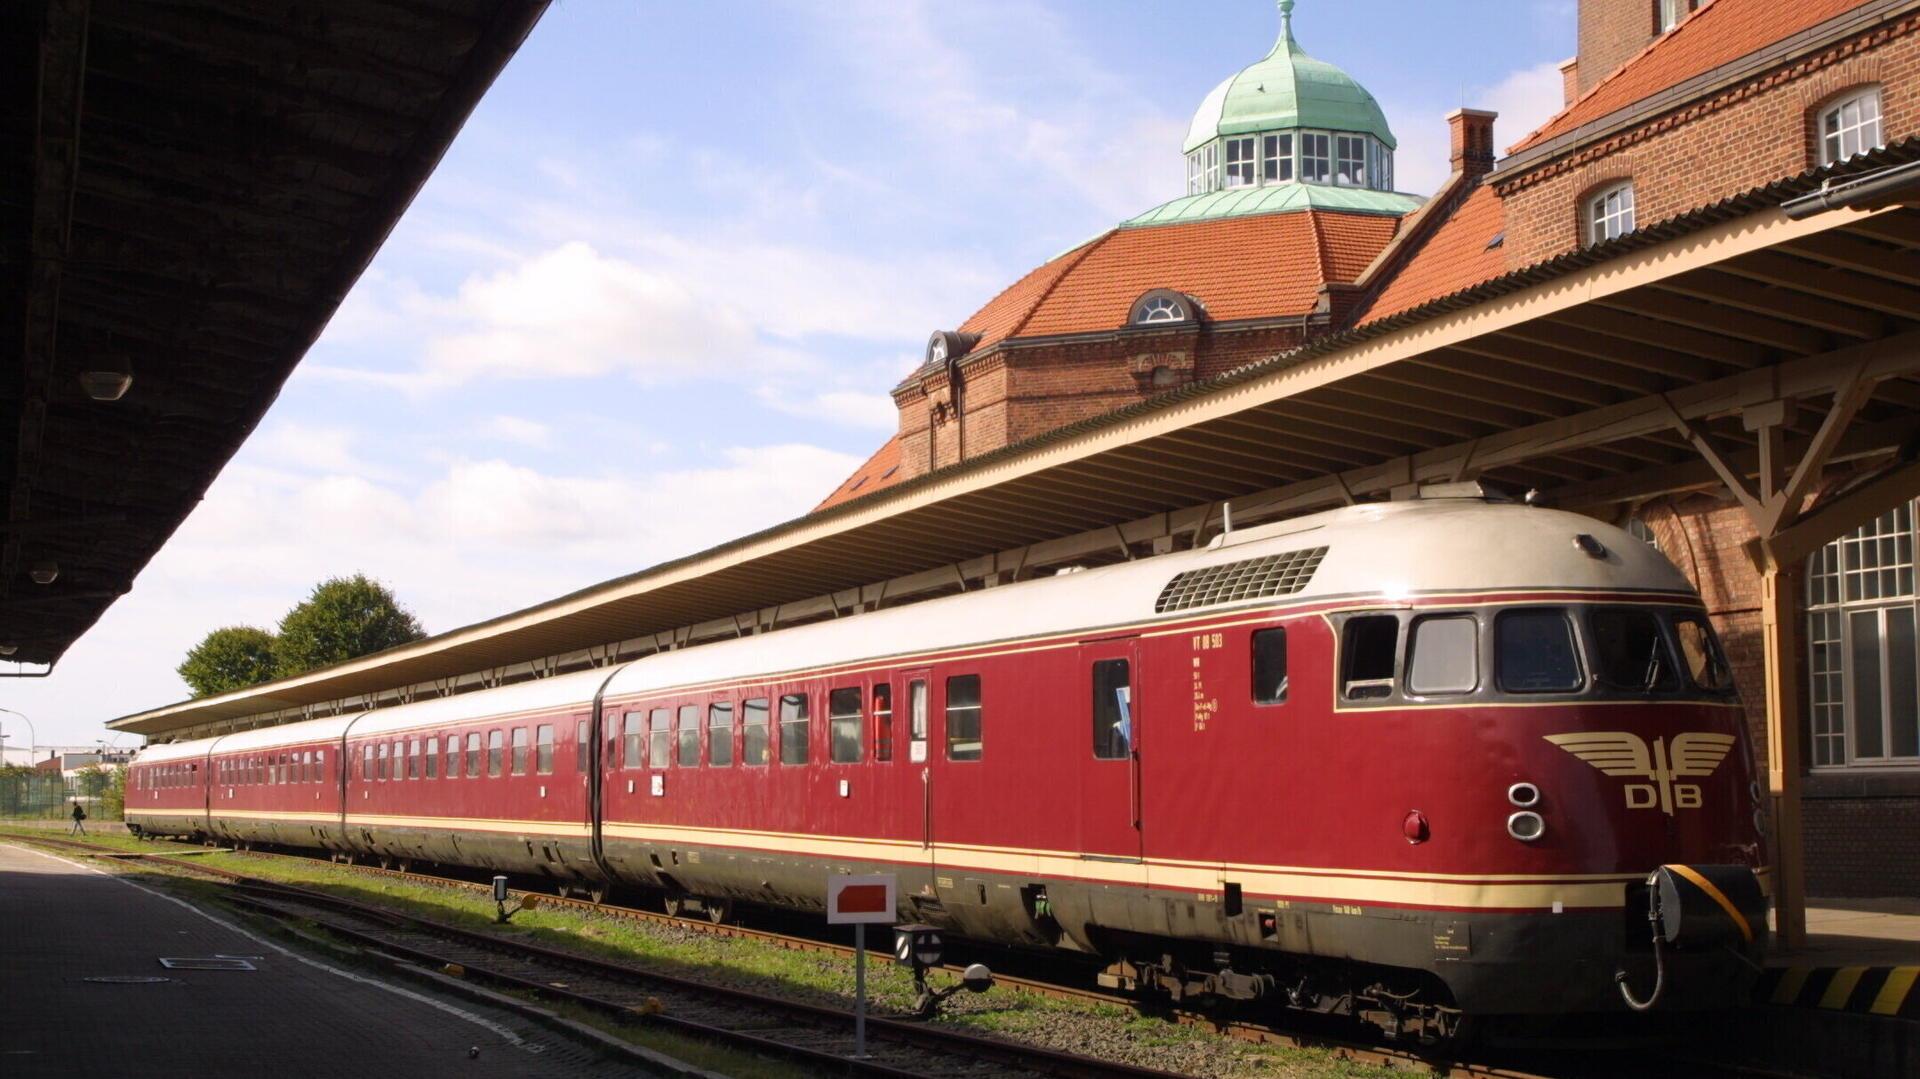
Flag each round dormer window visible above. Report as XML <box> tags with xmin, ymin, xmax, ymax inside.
<box><xmin>926</xmin><ymin>330</ymin><xmax>978</xmax><ymax>366</ymax></box>
<box><xmin>1130</xmin><ymin>289</ymin><xmax>1196</xmax><ymax>326</ymax></box>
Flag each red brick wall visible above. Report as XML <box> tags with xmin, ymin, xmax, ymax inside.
<box><xmin>1578</xmin><ymin>0</ymin><xmax>1661</xmax><ymax>95</ymax></box>
<box><xmin>1499</xmin><ymin>17</ymin><xmax>1919</xmax><ymax>268</ymax></box>
<box><xmin>1803</xmin><ymin>794</ymin><xmax>1920</xmax><ymax>896</ymax></box>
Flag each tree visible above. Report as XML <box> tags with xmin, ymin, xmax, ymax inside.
<box><xmin>273</xmin><ymin>573</ymin><xmax>426</xmax><ymax>678</ymax></box>
<box><xmin>178</xmin><ymin>625</ymin><xmax>279</xmax><ymax>698</ymax></box>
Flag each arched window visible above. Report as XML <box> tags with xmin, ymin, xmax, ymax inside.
<box><xmin>1586</xmin><ymin>181</ymin><xmax>1636</xmax><ymax>246</ymax></box>
<box><xmin>1820</xmin><ymin>88</ymin><xmax>1883</xmax><ymax>166</ymax></box>
<box><xmin>1130</xmin><ymin>289</ymin><xmax>1195</xmax><ymax>326</ymax></box>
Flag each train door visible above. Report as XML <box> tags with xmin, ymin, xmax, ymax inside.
<box><xmin>1078</xmin><ymin>637</ymin><xmax>1142</xmax><ymax>863</ymax></box>
<box><xmin>901</xmin><ymin>670</ymin><xmax>935</xmax><ymax>882</ymax></box>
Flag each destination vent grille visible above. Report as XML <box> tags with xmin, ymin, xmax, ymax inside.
<box><xmin>1155</xmin><ymin>547</ymin><xmax>1328</xmax><ymax>614</ymax></box>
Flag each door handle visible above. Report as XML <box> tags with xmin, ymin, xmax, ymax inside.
<box><xmin>1129</xmin><ymin>749</ymin><xmax>1141</xmax><ymax>831</ymax></box>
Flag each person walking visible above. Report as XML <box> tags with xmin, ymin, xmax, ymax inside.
<box><xmin>69</xmin><ymin>800</ymin><xmax>87</xmax><ymax>835</ymax></box>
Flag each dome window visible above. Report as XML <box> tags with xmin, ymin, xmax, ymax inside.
<box><xmin>1130</xmin><ymin>289</ymin><xmax>1196</xmax><ymax>326</ymax></box>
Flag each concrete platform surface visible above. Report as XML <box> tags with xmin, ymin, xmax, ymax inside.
<box><xmin>1774</xmin><ymin>899</ymin><xmax>1920</xmax><ymax>967</ymax></box>
<box><xmin>0</xmin><ymin>842</ymin><xmax>659</xmax><ymax>1078</ymax></box>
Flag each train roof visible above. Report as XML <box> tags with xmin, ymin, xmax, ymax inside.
<box><xmin>599</xmin><ymin>498</ymin><xmax>1694</xmax><ymax>700</ymax></box>
<box><xmin>133</xmin><ymin>498</ymin><xmax>1695</xmax><ymax>756</ymax></box>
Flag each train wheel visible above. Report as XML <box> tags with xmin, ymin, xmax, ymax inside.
<box><xmin>396</xmin><ymin>861</ymin><xmax>411</xmax><ymax>874</ymax></box>
<box><xmin>663</xmin><ymin>895</ymin><xmax>689</xmax><ymax>918</ymax></box>
<box><xmin>588</xmin><ymin>887</ymin><xmax>607</xmax><ymax>905</ymax></box>
<box><xmin>705</xmin><ymin>898</ymin><xmax>732</xmax><ymax>925</ymax></box>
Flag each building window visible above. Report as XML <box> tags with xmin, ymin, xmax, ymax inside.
<box><xmin>1225</xmin><ymin>136</ymin><xmax>1257</xmax><ymax>188</ymax></box>
<box><xmin>1656</xmin><ymin>0</ymin><xmax>1698</xmax><ymax>32</ymax></box>
<box><xmin>1627</xmin><ymin>515</ymin><xmax>1661</xmax><ymax>552</ymax></box>
<box><xmin>1368</xmin><ymin>139</ymin><xmax>1393</xmax><ymax>192</ymax></box>
<box><xmin>1820</xmin><ymin>88</ymin><xmax>1884</xmax><ymax>166</ymax></box>
<box><xmin>1131</xmin><ymin>289</ymin><xmax>1191</xmax><ymax>325</ymax></box>
<box><xmin>1299</xmin><ymin>132</ymin><xmax>1331</xmax><ymax>184</ymax></box>
<box><xmin>1587</xmin><ymin>181</ymin><xmax>1636</xmax><ymax>245</ymax></box>
<box><xmin>1807</xmin><ymin>502</ymin><xmax>1920</xmax><ymax>767</ymax></box>
<box><xmin>1262</xmin><ymin>133</ymin><xmax>1293</xmax><ymax>183</ymax></box>
<box><xmin>1335</xmin><ymin>135</ymin><xmax>1368</xmax><ymax>187</ymax></box>
<box><xmin>1187</xmin><ymin>150</ymin><xmax>1204</xmax><ymax>196</ymax></box>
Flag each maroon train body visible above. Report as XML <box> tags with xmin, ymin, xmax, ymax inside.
<box><xmin>130</xmin><ymin>499</ymin><xmax>1770</xmax><ymax>1034</ymax></box>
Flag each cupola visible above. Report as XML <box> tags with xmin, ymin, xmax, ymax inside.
<box><xmin>1182</xmin><ymin>0</ymin><xmax>1398</xmax><ymax>195</ymax></box>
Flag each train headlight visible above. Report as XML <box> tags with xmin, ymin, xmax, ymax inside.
<box><xmin>1508</xmin><ymin>782</ymin><xmax>1541</xmax><ymax>808</ymax></box>
<box><xmin>1507</xmin><ymin>811</ymin><xmax>1546</xmax><ymax>842</ymax></box>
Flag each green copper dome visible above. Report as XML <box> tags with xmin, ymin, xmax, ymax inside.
<box><xmin>1184</xmin><ymin>1</ymin><xmax>1396</xmax><ymax>154</ymax></box>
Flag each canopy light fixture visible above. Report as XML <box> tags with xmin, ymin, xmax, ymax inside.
<box><xmin>28</xmin><ymin>562</ymin><xmax>58</xmax><ymax>585</ymax></box>
<box><xmin>78</xmin><ymin>357</ymin><xmax>133</xmax><ymax>402</ymax></box>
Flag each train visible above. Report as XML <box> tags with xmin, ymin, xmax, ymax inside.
<box><xmin>129</xmin><ymin>492</ymin><xmax>1770</xmax><ymax>1039</ymax></box>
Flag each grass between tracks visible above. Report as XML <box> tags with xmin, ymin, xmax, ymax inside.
<box><xmin>0</xmin><ymin>828</ymin><xmax>1398</xmax><ymax>1079</ymax></box>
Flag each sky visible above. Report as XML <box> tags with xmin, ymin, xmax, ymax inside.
<box><xmin>1</xmin><ymin>0</ymin><xmax>1578</xmax><ymax>756</ymax></box>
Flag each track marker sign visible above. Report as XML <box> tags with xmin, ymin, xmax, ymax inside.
<box><xmin>828</xmin><ymin>873</ymin><xmax>896</xmax><ymax>1060</ymax></box>
<box><xmin>827</xmin><ymin>873</ymin><xmax>896</xmax><ymax>924</ymax></box>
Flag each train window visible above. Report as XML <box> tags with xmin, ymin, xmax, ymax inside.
<box><xmin>466</xmin><ymin>733</ymin><xmax>483</xmax><ymax>777</ymax></box>
<box><xmin>410</xmin><ymin>739</ymin><xmax>423</xmax><ymax>779</ymax></box>
<box><xmin>423</xmin><ymin>737</ymin><xmax>436</xmax><ymax>779</ymax></box>
<box><xmin>1407</xmin><ymin>615</ymin><xmax>1479</xmax><ymax>696</ymax></box>
<box><xmin>829</xmin><ymin>688</ymin><xmax>863</xmax><ymax>764</ymax></box>
<box><xmin>676</xmin><ymin>705</ymin><xmax>700</xmax><ymax>767</ymax></box>
<box><xmin>1496</xmin><ymin>609</ymin><xmax>1584</xmax><ymax>693</ymax></box>
<box><xmin>1589</xmin><ymin>607</ymin><xmax>1679</xmax><ymax>693</ymax></box>
<box><xmin>621</xmin><ymin>711</ymin><xmax>643</xmax><ymax>769</ymax></box>
<box><xmin>742</xmin><ymin>697</ymin><xmax>770</xmax><ymax>766</ymax></box>
<box><xmin>908</xmin><ymin>680</ymin><xmax>929</xmax><ymax>760</ymax></box>
<box><xmin>1342</xmin><ymin>615</ymin><xmax>1401</xmax><ymax>700</ymax></box>
<box><xmin>317</xmin><ymin>749</ymin><xmax>327</xmax><ymax>782</ymax></box>
<box><xmin>446</xmin><ymin>735</ymin><xmax>460</xmax><ymax>778</ymax></box>
<box><xmin>488</xmin><ymin>730</ymin><xmax>505</xmax><ymax>777</ymax></box>
<box><xmin>1252</xmin><ymin>628</ymin><xmax>1288</xmax><ymax>705</ymax></box>
<box><xmin>391</xmin><ymin>741</ymin><xmax>403</xmax><ymax>780</ymax></box>
<box><xmin>946</xmin><ymin>675</ymin><xmax>983</xmax><ymax>761</ymax></box>
<box><xmin>872</xmin><ymin>684</ymin><xmax>894</xmax><ymax>762</ymax></box>
<box><xmin>576</xmin><ymin>719</ymin><xmax>589</xmax><ymax>771</ymax></box>
<box><xmin>779</xmin><ymin>693</ymin><xmax>810</xmax><ymax>765</ymax></box>
<box><xmin>649</xmin><ymin>708</ymin><xmax>672</xmax><ymax>768</ymax></box>
<box><xmin>534</xmin><ymin>725</ymin><xmax>553</xmax><ymax>775</ymax></box>
<box><xmin>377</xmin><ymin>743</ymin><xmax>390</xmax><ymax>781</ymax></box>
<box><xmin>708</xmin><ymin>703</ymin><xmax>734</xmax><ymax>767</ymax></box>
<box><xmin>363</xmin><ymin>745</ymin><xmax>373</xmax><ymax>781</ymax></box>
<box><xmin>511</xmin><ymin>728</ymin><xmax>529</xmax><ymax>775</ymax></box>
<box><xmin>1092</xmin><ymin>660</ymin><xmax>1132</xmax><ymax>760</ymax></box>
<box><xmin>1671</xmin><ymin>613</ymin><xmax>1735</xmax><ymax>693</ymax></box>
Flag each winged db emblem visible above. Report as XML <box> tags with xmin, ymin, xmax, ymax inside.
<box><xmin>1545</xmin><ymin>731</ymin><xmax>1736</xmax><ymax>814</ymax></box>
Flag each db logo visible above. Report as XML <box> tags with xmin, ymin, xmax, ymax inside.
<box><xmin>1544</xmin><ymin>731</ymin><xmax>1737</xmax><ymax>816</ymax></box>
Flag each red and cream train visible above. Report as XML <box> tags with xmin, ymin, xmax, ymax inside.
<box><xmin>130</xmin><ymin>495</ymin><xmax>1769</xmax><ymax>1034</ymax></box>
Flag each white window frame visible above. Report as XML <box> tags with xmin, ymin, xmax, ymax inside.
<box><xmin>1299</xmin><ymin>131</ymin><xmax>1331</xmax><ymax>184</ymax></box>
<box><xmin>1187</xmin><ymin>151</ymin><xmax>1204</xmax><ymax>196</ymax></box>
<box><xmin>1806</xmin><ymin>500</ymin><xmax>1920</xmax><ymax>770</ymax></box>
<box><xmin>1262</xmin><ymin>133</ymin><xmax>1293</xmax><ymax>183</ymax></box>
<box><xmin>1657</xmin><ymin>0</ymin><xmax>1697</xmax><ymax>33</ymax></box>
<box><xmin>1587</xmin><ymin>181</ymin><xmax>1636</xmax><ymax>245</ymax></box>
<box><xmin>1203</xmin><ymin>142</ymin><xmax>1220</xmax><ymax>192</ymax></box>
<box><xmin>1335</xmin><ymin>134</ymin><xmax>1368</xmax><ymax>188</ymax></box>
<box><xmin>1224</xmin><ymin>136</ymin><xmax>1257</xmax><ymax>188</ymax></box>
<box><xmin>1820</xmin><ymin>87</ymin><xmax>1884</xmax><ymax>166</ymax></box>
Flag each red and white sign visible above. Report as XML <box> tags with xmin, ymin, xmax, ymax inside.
<box><xmin>827</xmin><ymin>873</ymin><xmax>897</xmax><ymax>925</ymax></box>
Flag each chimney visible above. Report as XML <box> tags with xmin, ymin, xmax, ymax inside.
<box><xmin>1559</xmin><ymin>57</ymin><xmax>1580</xmax><ymax>105</ymax></box>
<box><xmin>1446</xmin><ymin>109</ymin><xmax>1498</xmax><ymax>179</ymax></box>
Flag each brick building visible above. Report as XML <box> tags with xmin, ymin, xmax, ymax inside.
<box><xmin>819</xmin><ymin>0</ymin><xmax>1920</xmax><ymax>897</ymax></box>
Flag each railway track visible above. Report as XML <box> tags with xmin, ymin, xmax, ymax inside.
<box><xmin>12</xmin><ymin>832</ymin><xmax>1767</xmax><ymax>1079</ymax></box>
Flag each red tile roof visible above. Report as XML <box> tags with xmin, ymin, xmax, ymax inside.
<box><xmin>1354</xmin><ymin>183</ymin><xmax>1507</xmax><ymax>325</ymax></box>
<box><xmin>814</xmin><ymin>434</ymin><xmax>903</xmax><ymax>512</ymax></box>
<box><xmin>1003</xmin><ymin>211</ymin><xmax>1399</xmax><ymax>339</ymax></box>
<box><xmin>1511</xmin><ymin>0</ymin><xmax>1871</xmax><ymax>154</ymax></box>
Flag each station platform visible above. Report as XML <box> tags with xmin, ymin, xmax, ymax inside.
<box><xmin>0</xmin><ymin>842</ymin><xmax>654</xmax><ymax>1078</ymax></box>
<box><xmin>1762</xmin><ymin>900</ymin><xmax>1920</xmax><ymax>1015</ymax></box>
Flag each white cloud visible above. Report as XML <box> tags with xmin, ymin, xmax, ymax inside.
<box><xmin>757</xmin><ymin>387</ymin><xmax>899</xmax><ymax>432</ymax></box>
<box><xmin>482</xmin><ymin>415</ymin><xmax>552</xmax><ymax>448</ymax></box>
<box><xmin>1387</xmin><ymin>60</ymin><xmax>1571</xmax><ymax>196</ymax></box>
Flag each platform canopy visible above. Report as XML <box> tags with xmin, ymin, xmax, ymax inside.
<box><xmin>110</xmin><ymin>145</ymin><xmax>1920</xmax><ymax>743</ymax></box>
<box><xmin>1</xmin><ymin>0</ymin><xmax>550</xmax><ymax>670</ymax></box>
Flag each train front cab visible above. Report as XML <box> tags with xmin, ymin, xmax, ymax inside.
<box><xmin>1315</xmin><ymin>595</ymin><xmax>1770</xmax><ymax>1020</ymax></box>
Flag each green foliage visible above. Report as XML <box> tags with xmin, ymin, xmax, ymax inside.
<box><xmin>78</xmin><ymin>764</ymin><xmax>126</xmax><ymax>820</ymax></box>
<box><xmin>178</xmin><ymin>625</ymin><xmax>279</xmax><ymax>698</ymax></box>
<box><xmin>273</xmin><ymin>573</ymin><xmax>426</xmax><ymax>678</ymax></box>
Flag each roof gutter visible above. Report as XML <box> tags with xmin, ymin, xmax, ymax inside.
<box><xmin>1781</xmin><ymin>159</ymin><xmax>1920</xmax><ymax>219</ymax></box>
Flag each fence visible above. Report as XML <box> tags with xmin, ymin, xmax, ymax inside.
<box><xmin>0</xmin><ymin>768</ymin><xmax>123</xmax><ymax>820</ymax></box>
